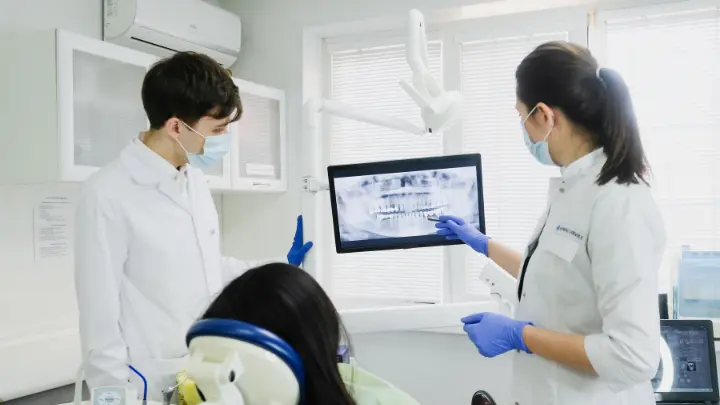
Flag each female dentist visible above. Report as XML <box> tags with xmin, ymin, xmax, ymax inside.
<box><xmin>436</xmin><ymin>42</ymin><xmax>665</xmax><ymax>405</ymax></box>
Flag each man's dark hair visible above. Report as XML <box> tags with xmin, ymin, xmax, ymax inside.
<box><xmin>141</xmin><ymin>52</ymin><xmax>242</xmax><ymax>129</ymax></box>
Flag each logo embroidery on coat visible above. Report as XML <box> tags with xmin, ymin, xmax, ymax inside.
<box><xmin>556</xmin><ymin>225</ymin><xmax>584</xmax><ymax>241</ymax></box>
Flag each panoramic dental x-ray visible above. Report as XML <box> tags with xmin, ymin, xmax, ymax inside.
<box><xmin>335</xmin><ymin>166</ymin><xmax>479</xmax><ymax>241</ymax></box>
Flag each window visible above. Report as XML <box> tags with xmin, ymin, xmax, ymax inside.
<box><xmin>324</xmin><ymin>40</ymin><xmax>445</xmax><ymax>307</ymax></box>
<box><xmin>597</xmin><ymin>4</ymin><xmax>720</xmax><ymax>291</ymax></box>
<box><xmin>459</xmin><ymin>32</ymin><xmax>569</xmax><ymax>295</ymax></box>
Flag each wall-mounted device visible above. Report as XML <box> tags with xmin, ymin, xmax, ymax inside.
<box><xmin>103</xmin><ymin>0</ymin><xmax>242</xmax><ymax>67</ymax></box>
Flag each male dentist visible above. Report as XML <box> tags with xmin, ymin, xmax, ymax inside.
<box><xmin>74</xmin><ymin>52</ymin><xmax>313</xmax><ymax>399</ymax></box>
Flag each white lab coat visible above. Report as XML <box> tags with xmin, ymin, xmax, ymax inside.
<box><xmin>74</xmin><ymin>139</ymin><xmax>275</xmax><ymax>400</ymax></box>
<box><xmin>509</xmin><ymin>148</ymin><xmax>665</xmax><ymax>405</ymax></box>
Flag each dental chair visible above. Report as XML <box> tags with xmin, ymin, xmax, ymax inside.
<box><xmin>184</xmin><ymin>318</ymin><xmax>305</xmax><ymax>405</ymax></box>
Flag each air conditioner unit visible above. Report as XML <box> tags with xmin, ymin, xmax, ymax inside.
<box><xmin>103</xmin><ymin>0</ymin><xmax>241</xmax><ymax>68</ymax></box>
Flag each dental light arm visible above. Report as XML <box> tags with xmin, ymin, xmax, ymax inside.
<box><xmin>302</xmin><ymin>98</ymin><xmax>426</xmax><ymax>193</ymax></box>
<box><xmin>321</xmin><ymin>99</ymin><xmax>426</xmax><ymax>135</ymax></box>
<box><xmin>400</xmin><ymin>9</ymin><xmax>463</xmax><ymax>134</ymax></box>
<box><xmin>403</xmin><ymin>9</ymin><xmax>442</xmax><ymax>101</ymax></box>
<box><xmin>478</xmin><ymin>259</ymin><xmax>518</xmax><ymax>316</ymax></box>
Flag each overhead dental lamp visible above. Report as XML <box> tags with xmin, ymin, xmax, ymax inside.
<box><xmin>184</xmin><ymin>319</ymin><xmax>305</xmax><ymax>405</ymax></box>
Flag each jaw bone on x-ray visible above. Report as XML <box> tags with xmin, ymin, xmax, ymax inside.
<box><xmin>334</xmin><ymin>166</ymin><xmax>479</xmax><ymax>241</ymax></box>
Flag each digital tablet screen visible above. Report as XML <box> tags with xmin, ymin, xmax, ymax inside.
<box><xmin>327</xmin><ymin>154</ymin><xmax>485</xmax><ymax>253</ymax></box>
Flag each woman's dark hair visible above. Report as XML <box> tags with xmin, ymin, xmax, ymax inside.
<box><xmin>202</xmin><ymin>263</ymin><xmax>355</xmax><ymax>405</ymax></box>
<box><xmin>516</xmin><ymin>41</ymin><xmax>649</xmax><ymax>185</ymax></box>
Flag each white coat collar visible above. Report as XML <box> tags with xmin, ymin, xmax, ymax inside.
<box><xmin>560</xmin><ymin>148</ymin><xmax>606</xmax><ymax>183</ymax></box>
<box><xmin>121</xmin><ymin>137</ymin><xmax>187</xmax><ymax>186</ymax></box>
<box><xmin>120</xmin><ymin>137</ymin><xmax>194</xmax><ymax>214</ymax></box>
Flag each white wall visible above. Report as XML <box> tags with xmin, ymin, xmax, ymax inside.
<box><xmin>217</xmin><ymin>1</ymin><xmax>512</xmax><ymax>404</ymax></box>
<box><xmin>0</xmin><ymin>0</ymin><xmax>101</xmax><ymax>37</ymax></box>
<box><xmin>0</xmin><ymin>2</ymin><xmax>102</xmax><ymax>404</ymax></box>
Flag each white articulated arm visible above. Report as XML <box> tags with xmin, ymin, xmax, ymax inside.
<box><xmin>321</xmin><ymin>99</ymin><xmax>426</xmax><ymax>135</ymax></box>
<box><xmin>403</xmin><ymin>9</ymin><xmax>442</xmax><ymax>102</ymax></box>
<box><xmin>302</xmin><ymin>98</ymin><xmax>426</xmax><ymax>193</ymax></box>
<box><xmin>401</xmin><ymin>9</ymin><xmax>463</xmax><ymax>134</ymax></box>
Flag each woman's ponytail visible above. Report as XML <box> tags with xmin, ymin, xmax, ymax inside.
<box><xmin>596</xmin><ymin>67</ymin><xmax>649</xmax><ymax>186</ymax></box>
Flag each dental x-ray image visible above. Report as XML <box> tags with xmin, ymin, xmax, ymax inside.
<box><xmin>327</xmin><ymin>154</ymin><xmax>485</xmax><ymax>253</ymax></box>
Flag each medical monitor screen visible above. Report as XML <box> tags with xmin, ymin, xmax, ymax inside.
<box><xmin>327</xmin><ymin>154</ymin><xmax>485</xmax><ymax>253</ymax></box>
<box><xmin>652</xmin><ymin>320</ymin><xmax>718</xmax><ymax>403</ymax></box>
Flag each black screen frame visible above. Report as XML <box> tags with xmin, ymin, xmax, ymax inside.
<box><xmin>327</xmin><ymin>153</ymin><xmax>485</xmax><ymax>254</ymax></box>
<box><xmin>655</xmin><ymin>319</ymin><xmax>719</xmax><ymax>403</ymax></box>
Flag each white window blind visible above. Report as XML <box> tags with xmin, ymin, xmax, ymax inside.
<box><xmin>603</xmin><ymin>7</ymin><xmax>720</xmax><ymax>292</ymax></box>
<box><xmin>460</xmin><ymin>33</ymin><xmax>567</xmax><ymax>295</ymax></box>
<box><xmin>325</xmin><ymin>41</ymin><xmax>445</xmax><ymax>306</ymax></box>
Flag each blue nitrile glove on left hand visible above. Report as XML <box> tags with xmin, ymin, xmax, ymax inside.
<box><xmin>435</xmin><ymin>215</ymin><xmax>489</xmax><ymax>256</ymax></box>
<box><xmin>287</xmin><ymin>215</ymin><xmax>313</xmax><ymax>266</ymax></box>
<box><xmin>462</xmin><ymin>312</ymin><xmax>533</xmax><ymax>358</ymax></box>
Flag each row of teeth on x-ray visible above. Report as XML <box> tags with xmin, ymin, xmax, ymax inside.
<box><xmin>371</xmin><ymin>194</ymin><xmax>448</xmax><ymax>221</ymax></box>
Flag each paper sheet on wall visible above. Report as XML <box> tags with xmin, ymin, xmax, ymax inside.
<box><xmin>33</xmin><ymin>194</ymin><xmax>74</xmax><ymax>265</ymax></box>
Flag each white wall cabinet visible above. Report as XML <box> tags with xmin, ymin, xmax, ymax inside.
<box><xmin>223</xmin><ymin>78</ymin><xmax>288</xmax><ymax>192</ymax></box>
<box><xmin>1</xmin><ymin>30</ymin><xmax>287</xmax><ymax>193</ymax></box>
<box><xmin>1</xmin><ymin>29</ymin><xmax>158</xmax><ymax>184</ymax></box>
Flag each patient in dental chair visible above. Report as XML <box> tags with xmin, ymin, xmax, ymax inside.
<box><xmin>178</xmin><ymin>262</ymin><xmax>421</xmax><ymax>405</ymax></box>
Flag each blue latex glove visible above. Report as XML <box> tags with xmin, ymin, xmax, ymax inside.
<box><xmin>434</xmin><ymin>215</ymin><xmax>489</xmax><ymax>255</ymax></box>
<box><xmin>461</xmin><ymin>312</ymin><xmax>533</xmax><ymax>357</ymax></box>
<box><xmin>287</xmin><ymin>215</ymin><xmax>313</xmax><ymax>266</ymax></box>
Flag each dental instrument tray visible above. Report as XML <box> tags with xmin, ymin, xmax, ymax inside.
<box><xmin>327</xmin><ymin>153</ymin><xmax>485</xmax><ymax>253</ymax></box>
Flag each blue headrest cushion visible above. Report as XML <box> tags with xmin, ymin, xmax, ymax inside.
<box><xmin>186</xmin><ymin>318</ymin><xmax>305</xmax><ymax>396</ymax></box>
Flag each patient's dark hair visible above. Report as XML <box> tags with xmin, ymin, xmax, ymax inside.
<box><xmin>202</xmin><ymin>263</ymin><xmax>355</xmax><ymax>405</ymax></box>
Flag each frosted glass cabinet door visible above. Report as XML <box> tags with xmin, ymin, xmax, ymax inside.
<box><xmin>57</xmin><ymin>31</ymin><xmax>158</xmax><ymax>181</ymax></box>
<box><xmin>231</xmin><ymin>79</ymin><xmax>287</xmax><ymax>191</ymax></box>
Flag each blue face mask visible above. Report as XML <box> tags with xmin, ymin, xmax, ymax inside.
<box><xmin>187</xmin><ymin>132</ymin><xmax>232</xmax><ymax>170</ymax></box>
<box><xmin>521</xmin><ymin>105</ymin><xmax>556</xmax><ymax>166</ymax></box>
<box><xmin>179</xmin><ymin>122</ymin><xmax>233</xmax><ymax>171</ymax></box>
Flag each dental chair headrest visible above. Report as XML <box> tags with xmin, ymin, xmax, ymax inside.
<box><xmin>186</xmin><ymin>319</ymin><xmax>305</xmax><ymax>405</ymax></box>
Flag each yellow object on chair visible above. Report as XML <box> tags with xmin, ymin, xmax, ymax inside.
<box><xmin>176</xmin><ymin>371</ymin><xmax>203</xmax><ymax>405</ymax></box>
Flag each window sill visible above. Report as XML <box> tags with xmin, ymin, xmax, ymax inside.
<box><xmin>338</xmin><ymin>299</ymin><xmax>500</xmax><ymax>335</ymax></box>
